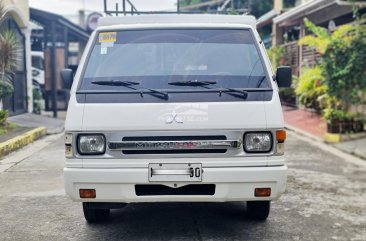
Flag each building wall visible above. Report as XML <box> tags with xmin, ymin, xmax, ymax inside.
<box><xmin>3</xmin><ymin>0</ymin><xmax>29</xmax><ymax>26</ymax></box>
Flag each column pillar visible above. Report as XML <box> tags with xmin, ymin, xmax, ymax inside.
<box><xmin>22</xmin><ymin>26</ymin><xmax>33</xmax><ymax>113</ymax></box>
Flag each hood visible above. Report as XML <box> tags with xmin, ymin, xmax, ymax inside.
<box><xmin>81</xmin><ymin>101</ymin><xmax>267</xmax><ymax>131</ymax></box>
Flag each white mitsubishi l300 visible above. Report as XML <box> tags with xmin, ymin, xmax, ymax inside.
<box><xmin>62</xmin><ymin>14</ymin><xmax>292</xmax><ymax>223</ymax></box>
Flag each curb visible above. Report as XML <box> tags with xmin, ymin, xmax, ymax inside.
<box><xmin>285</xmin><ymin>123</ymin><xmax>323</xmax><ymax>142</ymax></box>
<box><xmin>0</xmin><ymin>127</ymin><xmax>47</xmax><ymax>158</ymax></box>
<box><xmin>287</xmin><ymin>129</ymin><xmax>366</xmax><ymax>168</ymax></box>
<box><xmin>285</xmin><ymin>123</ymin><xmax>366</xmax><ymax>163</ymax></box>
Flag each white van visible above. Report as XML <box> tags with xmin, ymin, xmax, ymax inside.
<box><xmin>62</xmin><ymin>15</ymin><xmax>292</xmax><ymax>223</ymax></box>
<box><xmin>31</xmin><ymin>51</ymin><xmax>45</xmax><ymax>87</ymax></box>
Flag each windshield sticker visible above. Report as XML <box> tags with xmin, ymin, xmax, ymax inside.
<box><xmin>99</xmin><ymin>32</ymin><xmax>117</xmax><ymax>43</ymax></box>
<box><xmin>100</xmin><ymin>47</ymin><xmax>108</xmax><ymax>55</ymax></box>
<box><xmin>101</xmin><ymin>42</ymin><xmax>114</xmax><ymax>48</ymax></box>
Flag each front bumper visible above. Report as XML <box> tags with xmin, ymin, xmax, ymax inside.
<box><xmin>64</xmin><ymin>165</ymin><xmax>287</xmax><ymax>203</ymax></box>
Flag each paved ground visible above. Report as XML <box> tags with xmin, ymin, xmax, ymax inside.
<box><xmin>0</xmin><ymin>132</ymin><xmax>366</xmax><ymax>241</ymax></box>
<box><xmin>9</xmin><ymin>113</ymin><xmax>65</xmax><ymax>134</ymax></box>
<box><xmin>335</xmin><ymin>138</ymin><xmax>366</xmax><ymax>161</ymax></box>
<box><xmin>283</xmin><ymin>106</ymin><xmax>326</xmax><ymax>140</ymax></box>
<box><xmin>0</xmin><ymin>126</ymin><xmax>32</xmax><ymax>143</ymax></box>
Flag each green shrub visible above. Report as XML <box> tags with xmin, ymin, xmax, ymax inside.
<box><xmin>295</xmin><ymin>67</ymin><xmax>327</xmax><ymax>111</ymax></box>
<box><xmin>33</xmin><ymin>87</ymin><xmax>42</xmax><ymax>114</ymax></box>
<box><xmin>0</xmin><ymin>109</ymin><xmax>8</xmax><ymax>127</ymax></box>
<box><xmin>323</xmin><ymin>28</ymin><xmax>366</xmax><ymax>110</ymax></box>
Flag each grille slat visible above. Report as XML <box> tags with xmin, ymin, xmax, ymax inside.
<box><xmin>120</xmin><ymin>135</ymin><xmax>228</xmax><ymax>155</ymax></box>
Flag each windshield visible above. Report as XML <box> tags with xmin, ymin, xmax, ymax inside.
<box><xmin>80</xmin><ymin>29</ymin><xmax>270</xmax><ymax>92</ymax></box>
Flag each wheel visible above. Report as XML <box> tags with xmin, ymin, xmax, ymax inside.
<box><xmin>246</xmin><ymin>201</ymin><xmax>270</xmax><ymax>221</ymax></box>
<box><xmin>82</xmin><ymin>202</ymin><xmax>110</xmax><ymax>223</ymax></box>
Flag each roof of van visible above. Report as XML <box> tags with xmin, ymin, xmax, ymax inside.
<box><xmin>98</xmin><ymin>14</ymin><xmax>257</xmax><ymax>29</ymax></box>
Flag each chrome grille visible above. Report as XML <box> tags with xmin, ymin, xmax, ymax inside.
<box><xmin>108</xmin><ymin>135</ymin><xmax>241</xmax><ymax>154</ymax></box>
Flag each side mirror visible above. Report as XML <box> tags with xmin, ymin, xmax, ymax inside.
<box><xmin>61</xmin><ymin>69</ymin><xmax>73</xmax><ymax>89</ymax></box>
<box><xmin>276</xmin><ymin>66</ymin><xmax>292</xmax><ymax>88</ymax></box>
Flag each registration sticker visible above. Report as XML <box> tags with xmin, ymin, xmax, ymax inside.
<box><xmin>100</xmin><ymin>47</ymin><xmax>108</xmax><ymax>55</ymax></box>
<box><xmin>99</xmin><ymin>32</ymin><xmax>117</xmax><ymax>43</ymax></box>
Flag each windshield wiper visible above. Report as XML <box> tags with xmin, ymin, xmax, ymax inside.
<box><xmin>219</xmin><ymin>88</ymin><xmax>248</xmax><ymax>99</ymax></box>
<box><xmin>168</xmin><ymin>80</ymin><xmax>248</xmax><ymax>99</ymax></box>
<box><xmin>168</xmin><ymin>80</ymin><xmax>217</xmax><ymax>86</ymax></box>
<box><xmin>92</xmin><ymin>80</ymin><xmax>169</xmax><ymax>100</ymax></box>
<box><xmin>92</xmin><ymin>80</ymin><xmax>139</xmax><ymax>86</ymax></box>
<box><xmin>256</xmin><ymin>76</ymin><xmax>267</xmax><ymax>88</ymax></box>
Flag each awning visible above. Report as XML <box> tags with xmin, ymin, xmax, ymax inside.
<box><xmin>30</xmin><ymin>8</ymin><xmax>89</xmax><ymax>42</ymax></box>
<box><xmin>272</xmin><ymin>0</ymin><xmax>356</xmax><ymax>27</ymax></box>
<box><xmin>257</xmin><ymin>9</ymin><xmax>278</xmax><ymax>28</ymax></box>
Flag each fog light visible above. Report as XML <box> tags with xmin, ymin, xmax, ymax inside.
<box><xmin>255</xmin><ymin>188</ymin><xmax>271</xmax><ymax>197</ymax></box>
<box><xmin>65</xmin><ymin>145</ymin><xmax>73</xmax><ymax>157</ymax></box>
<box><xmin>79</xmin><ymin>189</ymin><xmax>96</xmax><ymax>198</ymax></box>
<box><xmin>276</xmin><ymin>142</ymin><xmax>285</xmax><ymax>155</ymax></box>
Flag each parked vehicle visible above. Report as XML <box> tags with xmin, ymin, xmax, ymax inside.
<box><xmin>62</xmin><ymin>15</ymin><xmax>292</xmax><ymax>223</ymax></box>
<box><xmin>31</xmin><ymin>51</ymin><xmax>45</xmax><ymax>87</ymax></box>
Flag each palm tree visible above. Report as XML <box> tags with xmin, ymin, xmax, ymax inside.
<box><xmin>0</xmin><ymin>0</ymin><xmax>19</xmax><ymax>110</ymax></box>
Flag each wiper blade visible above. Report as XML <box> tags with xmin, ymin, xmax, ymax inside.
<box><xmin>92</xmin><ymin>80</ymin><xmax>168</xmax><ymax>100</ymax></box>
<box><xmin>168</xmin><ymin>80</ymin><xmax>217</xmax><ymax>86</ymax></box>
<box><xmin>219</xmin><ymin>88</ymin><xmax>248</xmax><ymax>99</ymax></box>
<box><xmin>138</xmin><ymin>88</ymin><xmax>169</xmax><ymax>100</ymax></box>
<box><xmin>256</xmin><ymin>76</ymin><xmax>267</xmax><ymax>88</ymax></box>
<box><xmin>91</xmin><ymin>80</ymin><xmax>139</xmax><ymax>86</ymax></box>
<box><xmin>168</xmin><ymin>80</ymin><xmax>247</xmax><ymax>99</ymax></box>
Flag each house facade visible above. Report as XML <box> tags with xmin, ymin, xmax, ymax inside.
<box><xmin>270</xmin><ymin>0</ymin><xmax>366</xmax><ymax>76</ymax></box>
<box><xmin>1</xmin><ymin>0</ymin><xmax>32</xmax><ymax>115</ymax></box>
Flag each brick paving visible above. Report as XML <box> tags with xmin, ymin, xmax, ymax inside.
<box><xmin>283</xmin><ymin>106</ymin><xmax>326</xmax><ymax>139</ymax></box>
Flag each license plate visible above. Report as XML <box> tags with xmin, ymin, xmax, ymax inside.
<box><xmin>149</xmin><ymin>163</ymin><xmax>202</xmax><ymax>182</ymax></box>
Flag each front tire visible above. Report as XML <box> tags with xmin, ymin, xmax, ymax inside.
<box><xmin>83</xmin><ymin>202</ymin><xmax>110</xmax><ymax>223</ymax></box>
<box><xmin>246</xmin><ymin>201</ymin><xmax>270</xmax><ymax>221</ymax></box>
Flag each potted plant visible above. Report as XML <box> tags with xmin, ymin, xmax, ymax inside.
<box><xmin>352</xmin><ymin>113</ymin><xmax>365</xmax><ymax>133</ymax></box>
<box><xmin>324</xmin><ymin>108</ymin><xmax>349</xmax><ymax>133</ymax></box>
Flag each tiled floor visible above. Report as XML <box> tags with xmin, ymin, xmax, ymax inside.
<box><xmin>283</xmin><ymin>106</ymin><xmax>326</xmax><ymax>139</ymax></box>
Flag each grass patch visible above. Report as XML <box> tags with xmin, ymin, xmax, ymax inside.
<box><xmin>0</xmin><ymin>122</ymin><xmax>19</xmax><ymax>136</ymax></box>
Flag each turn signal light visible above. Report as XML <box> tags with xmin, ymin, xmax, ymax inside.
<box><xmin>255</xmin><ymin>188</ymin><xmax>271</xmax><ymax>197</ymax></box>
<box><xmin>79</xmin><ymin>189</ymin><xmax>96</xmax><ymax>198</ymax></box>
<box><xmin>276</xmin><ymin>130</ymin><xmax>286</xmax><ymax>143</ymax></box>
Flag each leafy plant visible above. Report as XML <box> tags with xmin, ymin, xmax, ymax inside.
<box><xmin>298</xmin><ymin>18</ymin><xmax>353</xmax><ymax>55</ymax></box>
<box><xmin>267</xmin><ymin>46</ymin><xmax>285</xmax><ymax>70</ymax></box>
<box><xmin>323</xmin><ymin>108</ymin><xmax>351</xmax><ymax>122</ymax></box>
<box><xmin>33</xmin><ymin>87</ymin><xmax>42</xmax><ymax>114</ymax></box>
<box><xmin>0</xmin><ymin>109</ymin><xmax>8</xmax><ymax>127</ymax></box>
<box><xmin>295</xmin><ymin>67</ymin><xmax>327</xmax><ymax>111</ymax></box>
<box><xmin>0</xmin><ymin>0</ymin><xmax>19</xmax><ymax>103</ymax></box>
<box><xmin>299</xmin><ymin>18</ymin><xmax>366</xmax><ymax>125</ymax></box>
<box><xmin>322</xmin><ymin>28</ymin><xmax>366</xmax><ymax>110</ymax></box>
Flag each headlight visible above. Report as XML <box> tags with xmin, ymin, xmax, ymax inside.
<box><xmin>244</xmin><ymin>132</ymin><xmax>272</xmax><ymax>153</ymax></box>
<box><xmin>77</xmin><ymin>134</ymin><xmax>106</xmax><ymax>155</ymax></box>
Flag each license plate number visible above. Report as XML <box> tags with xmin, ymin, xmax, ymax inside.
<box><xmin>148</xmin><ymin>163</ymin><xmax>202</xmax><ymax>182</ymax></box>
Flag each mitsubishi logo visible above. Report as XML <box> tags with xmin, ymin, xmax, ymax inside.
<box><xmin>166</xmin><ymin>111</ymin><xmax>183</xmax><ymax>124</ymax></box>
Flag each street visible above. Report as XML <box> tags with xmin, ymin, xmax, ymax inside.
<box><xmin>0</xmin><ymin>131</ymin><xmax>365</xmax><ymax>241</ymax></box>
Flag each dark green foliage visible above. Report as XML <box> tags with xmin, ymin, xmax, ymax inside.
<box><xmin>322</xmin><ymin>28</ymin><xmax>366</xmax><ymax>108</ymax></box>
<box><xmin>33</xmin><ymin>87</ymin><xmax>42</xmax><ymax>114</ymax></box>
<box><xmin>0</xmin><ymin>81</ymin><xmax>13</xmax><ymax>100</ymax></box>
<box><xmin>0</xmin><ymin>109</ymin><xmax>8</xmax><ymax>127</ymax></box>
